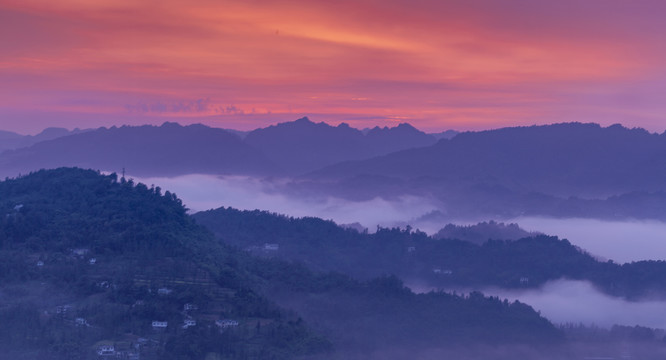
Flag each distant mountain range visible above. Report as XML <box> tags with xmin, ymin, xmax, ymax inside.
<box><xmin>0</xmin><ymin>123</ymin><xmax>277</xmax><ymax>177</ymax></box>
<box><xmin>3</xmin><ymin>119</ymin><xmax>666</xmax><ymax>221</ymax></box>
<box><xmin>244</xmin><ymin>117</ymin><xmax>439</xmax><ymax>174</ymax></box>
<box><xmin>0</xmin><ymin>117</ymin><xmax>446</xmax><ymax>178</ymax></box>
<box><xmin>0</xmin><ymin>127</ymin><xmax>89</xmax><ymax>154</ymax></box>
<box><xmin>308</xmin><ymin>122</ymin><xmax>666</xmax><ymax>197</ymax></box>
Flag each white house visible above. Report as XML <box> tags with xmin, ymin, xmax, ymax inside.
<box><xmin>152</xmin><ymin>321</ymin><xmax>168</xmax><ymax>329</ymax></box>
<box><xmin>182</xmin><ymin>319</ymin><xmax>197</xmax><ymax>329</ymax></box>
<box><xmin>97</xmin><ymin>345</ymin><xmax>115</xmax><ymax>356</ymax></box>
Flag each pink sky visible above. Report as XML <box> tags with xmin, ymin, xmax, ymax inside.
<box><xmin>2</xmin><ymin>0</ymin><xmax>666</xmax><ymax>134</ymax></box>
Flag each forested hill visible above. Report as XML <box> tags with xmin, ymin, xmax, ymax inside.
<box><xmin>0</xmin><ymin>168</ymin><xmax>565</xmax><ymax>359</ymax></box>
<box><xmin>194</xmin><ymin>207</ymin><xmax>666</xmax><ymax>300</ymax></box>
<box><xmin>0</xmin><ymin>167</ymin><xmax>330</xmax><ymax>359</ymax></box>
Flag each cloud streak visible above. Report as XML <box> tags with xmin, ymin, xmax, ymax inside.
<box><xmin>3</xmin><ymin>0</ymin><xmax>666</xmax><ymax>133</ymax></box>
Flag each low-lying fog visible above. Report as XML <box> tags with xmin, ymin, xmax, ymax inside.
<box><xmin>410</xmin><ymin>279</ymin><xmax>666</xmax><ymax>330</ymax></box>
<box><xmin>133</xmin><ymin>174</ymin><xmax>440</xmax><ymax>228</ymax></box>
<box><xmin>138</xmin><ymin>174</ymin><xmax>666</xmax><ymax>331</ymax></box>
<box><xmin>510</xmin><ymin>217</ymin><xmax>666</xmax><ymax>263</ymax></box>
<box><xmin>135</xmin><ymin>174</ymin><xmax>666</xmax><ymax>263</ymax></box>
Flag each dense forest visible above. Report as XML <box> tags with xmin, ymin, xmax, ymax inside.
<box><xmin>0</xmin><ymin>168</ymin><xmax>571</xmax><ymax>359</ymax></box>
<box><xmin>194</xmin><ymin>207</ymin><xmax>666</xmax><ymax>300</ymax></box>
<box><xmin>0</xmin><ymin>168</ymin><xmax>328</xmax><ymax>359</ymax></box>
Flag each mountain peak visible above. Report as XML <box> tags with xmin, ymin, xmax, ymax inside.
<box><xmin>294</xmin><ymin>116</ymin><xmax>313</xmax><ymax>124</ymax></box>
<box><xmin>395</xmin><ymin>122</ymin><xmax>417</xmax><ymax>131</ymax></box>
<box><xmin>365</xmin><ymin>122</ymin><xmax>422</xmax><ymax>136</ymax></box>
<box><xmin>337</xmin><ymin>122</ymin><xmax>352</xmax><ymax>129</ymax></box>
<box><xmin>160</xmin><ymin>121</ymin><xmax>184</xmax><ymax>129</ymax></box>
<box><xmin>36</xmin><ymin>127</ymin><xmax>72</xmax><ymax>138</ymax></box>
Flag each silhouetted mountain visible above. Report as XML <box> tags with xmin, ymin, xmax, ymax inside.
<box><xmin>307</xmin><ymin>122</ymin><xmax>666</xmax><ymax>203</ymax></box>
<box><xmin>0</xmin><ymin>119</ymin><xmax>454</xmax><ymax>178</ymax></box>
<box><xmin>429</xmin><ymin>129</ymin><xmax>459</xmax><ymax>140</ymax></box>
<box><xmin>0</xmin><ymin>127</ymin><xmax>88</xmax><ymax>153</ymax></box>
<box><xmin>244</xmin><ymin>117</ymin><xmax>438</xmax><ymax>174</ymax></box>
<box><xmin>0</xmin><ymin>122</ymin><xmax>278</xmax><ymax>178</ymax></box>
<box><xmin>434</xmin><ymin>221</ymin><xmax>538</xmax><ymax>244</ymax></box>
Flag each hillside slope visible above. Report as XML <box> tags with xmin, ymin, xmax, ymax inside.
<box><xmin>194</xmin><ymin>207</ymin><xmax>666</xmax><ymax>300</ymax></box>
<box><xmin>0</xmin><ymin>168</ymin><xmax>564</xmax><ymax>359</ymax></box>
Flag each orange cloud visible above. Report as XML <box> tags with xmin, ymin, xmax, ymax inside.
<box><xmin>2</xmin><ymin>0</ymin><xmax>666</xmax><ymax>133</ymax></box>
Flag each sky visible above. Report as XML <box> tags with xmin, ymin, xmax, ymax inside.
<box><xmin>3</xmin><ymin>0</ymin><xmax>666</xmax><ymax>134</ymax></box>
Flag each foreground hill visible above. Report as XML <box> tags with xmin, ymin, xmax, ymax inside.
<box><xmin>0</xmin><ymin>168</ymin><xmax>330</xmax><ymax>359</ymax></box>
<box><xmin>0</xmin><ymin>168</ymin><xmax>567</xmax><ymax>359</ymax></box>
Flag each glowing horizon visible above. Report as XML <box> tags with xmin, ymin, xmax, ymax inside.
<box><xmin>2</xmin><ymin>0</ymin><xmax>666</xmax><ymax>134</ymax></box>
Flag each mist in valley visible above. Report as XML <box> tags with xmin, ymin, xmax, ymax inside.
<box><xmin>133</xmin><ymin>174</ymin><xmax>441</xmax><ymax>230</ymax></box>
<box><xmin>135</xmin><ymin>174</ymin><xmax>666</xmax><ymax>264</ymax></box>
<box><xmin>410</xmin><ymin>279</ymin><xmax>666</xmax><ymax>330</ymax></box>
<box><xmin>511</xmin><ymin>217</ymin><xmax>666</xmax><ymax>263</ymax></box>
<box><xmin>135</xmin><ymin>173</ymin><xmax>666</xmax><ymax>359</ymax></box>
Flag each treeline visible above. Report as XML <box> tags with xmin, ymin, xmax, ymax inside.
<box><xmin>194</xmin><ymin>207</ymin><xmax>666</xmax><ymax>299</ymax></box>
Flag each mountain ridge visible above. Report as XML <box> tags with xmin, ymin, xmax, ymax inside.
<box><xmin>244</xmin><ymin>117</ymin><xmax>439</xmax><ymax>174</ymax></box>
<box><xmin>307</xmin><ymin>122</ymin><xmax>666</xmax><ymax>197</ymax></box>
<box><xmin>0</xmin><ymin>118</ymin><xmax>444</xmax><ymax>178</ymax></box>
<box><xmin>0</xmin><ymin>122</ymin><xmax>279</xmax><ymax>178</ymax></box>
